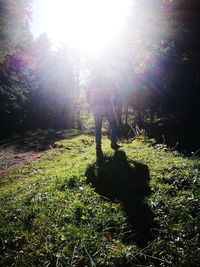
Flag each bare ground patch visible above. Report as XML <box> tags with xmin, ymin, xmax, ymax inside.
<box><xmin>0</xmin><ymin>146</ymin><xmax>43</xmax><ymax>178</ymax></box>
<box><xmin>0</xmin><ymin>129</ymin><xmax>82</xmax><ymax>178</ymax></box>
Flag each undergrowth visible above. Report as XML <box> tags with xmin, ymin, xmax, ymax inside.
<box><xmin>0</xmin><ymin>131</ymin><xmax>199</xmax><ymax>266</ymax></box>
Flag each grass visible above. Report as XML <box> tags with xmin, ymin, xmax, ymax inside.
<box><xmin>0</xmin><ymin>131</ymin><xmax>199</xmax><ymax>266</ymax></box>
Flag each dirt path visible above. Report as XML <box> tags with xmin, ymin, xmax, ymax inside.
<box><xmin>0</xmin><ymin>129</ymin><xmax>82</xmax><ymax>178</ymax></box>
<box><xmin>0</xmin><ymin>146</ymin><xmax>43</xmax><ymax>178</ymax></box>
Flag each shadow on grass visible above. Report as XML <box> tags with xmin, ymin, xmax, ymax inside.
<box><xmin>0</xmin><ymin>129</ymin><xmax>82</xmax><ymax>151</ymax></box>
<box><xmin>85</xmin><ymin>150</ymin><xmax>158</xmax><ymax>246</ymax></box>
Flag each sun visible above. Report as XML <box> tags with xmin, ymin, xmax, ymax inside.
<box><xmin>46</xmin><ymin>0</ymin><xmax>131</xmax><ymax>53</ymax></box>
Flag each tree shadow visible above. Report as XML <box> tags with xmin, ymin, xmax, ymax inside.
<box><xmin>144</xmin><ymin>117</ymin><xmax>200</xmax><ymax>155</ymax></box>
<box><xmin>85</xmin><ymin>150</ymin><xmax>158</xmax><ymax>246</ymax></box>
<box><xmin>0</xmin><ymin>129</ymin><xmax>82</xmax><ymax>152</ymax></box>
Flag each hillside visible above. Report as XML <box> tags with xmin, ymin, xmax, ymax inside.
<box><xmin>0</xmin><ymin>131</ymin><xmax>199</xmax><ymax>266</ymax></box>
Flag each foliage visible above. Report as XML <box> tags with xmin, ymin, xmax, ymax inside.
<box><xmin>0</xmin><ymin>0</ymin><xmax>33</xmax><ymax>133</ymax></box>
<box><xmin>0</xmin><ymin>1</ymin><xmax>80</xmax><ymax>133</ymax></box>
<box><xmin>107</xmin><ymin>0</ymin><xmax>200</xmax><ymax>131</ymax></box>
<box><xmin>28</xmin><ymin>40</ymin><xmax>79</xmax><ymax>130</ymax></box>
<box><xmin>0</xmin><ymin>0</ymin><xmax>32</xmax><ymax>63</ymax></box>
<box><xmin>0</xmin><ymin>41</ymin><xmax>34</xmax><ymax>132</ymax></box>
<box><xmin>0</xmin><ymin>33</ymin><xmax>80</xmax><ymax>133</ymax></box>
<box><xmin>0</xmin><ymin>132</ymin><xmax>199</xmax><ymax>266</ymax></box>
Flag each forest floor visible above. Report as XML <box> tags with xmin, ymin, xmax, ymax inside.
<box><xmin>0</xmin><ymin>129</ymin><xmax>81</xmax><ymax>178</ymax></box>
<box><xmin>0</xmin><ymin>146</ymin><xmax>43</xmax><ymax>178</ymax></box>
<box><xmin>0</xmin><ymin>130</ymin><xmax>199</xmax><ymax>266</ymax></box>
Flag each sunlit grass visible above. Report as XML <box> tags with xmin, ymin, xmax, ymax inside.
<box><xmin>0</xmin><ymin>132</ymin><xmax>199</xmax><ymax>266</ymax></box>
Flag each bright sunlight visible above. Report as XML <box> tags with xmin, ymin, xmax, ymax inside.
<box><xmin>45</xmin><ymin>0</ymin><xmax>131</xmax><ymax>53</ymax></box>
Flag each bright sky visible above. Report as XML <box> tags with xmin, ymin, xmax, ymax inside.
<box><xmin>30</xmin><ymin>0</ymin><xmax>131</xmax><ymax>53</ymax></box>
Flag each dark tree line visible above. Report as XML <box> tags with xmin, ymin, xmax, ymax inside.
<box><xmin>104</xmin><ymin>0</ymin><xmax>200</xmax><ymax>150</ymax></box>
<box><xmin>109</xmin><ymin>0</ymin><xmax>199</xmax><ymax>123</ymax></box>
<box><xmin>0</xmin><ymin>1</ymin><xmax>79</xmax><ymax>133</ymax></box>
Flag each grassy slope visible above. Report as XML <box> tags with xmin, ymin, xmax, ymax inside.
<box><xmin>0</xmin><ymin>131</ymin><xmax>199</xmax><ymax>266</ymax></box>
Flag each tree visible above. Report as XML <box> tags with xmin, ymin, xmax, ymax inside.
<box><xmin>0</xmin><ymin>0</ymin><xmax>33</xmax><ymax>133</ymax></box>
<box><xmin>0</xmin><ymin>0</ymin><xmax>32</xmax><ymax>63</ymax></box>
<box><xmin>105</xmin><ymin>0</ymin><xmax>199</xmax><ymax>129</ymax></box>
<box><xmin>28</xmin><ymin>37</ymin><xmax>78</xmax><ymax>129</ymax></box>
<box><xmin>0</xmin><ymin>40</ymin><xmax>34</xmax><ymax>133</ymax></box>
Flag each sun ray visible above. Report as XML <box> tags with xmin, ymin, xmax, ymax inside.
<box><xmin>45</xmin><ymin>0</ymin><xmax>131</xmax><ymax>53</ymax></box>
